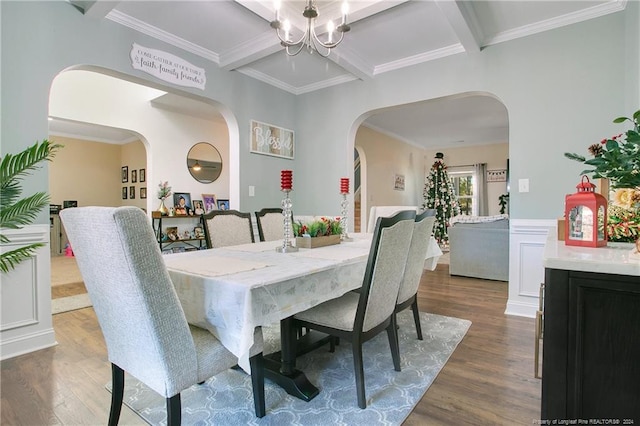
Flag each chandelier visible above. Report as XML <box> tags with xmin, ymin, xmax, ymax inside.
<box><xmin>270</xmin><ymin>0</ymin><xmax>350</xmax><ymax>57</ymax></box>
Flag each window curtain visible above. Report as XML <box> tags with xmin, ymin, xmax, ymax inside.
<box><xmin>475</xmin><ymin>163</ymin><xmax>488</xmax><ymax>216</ymax></box>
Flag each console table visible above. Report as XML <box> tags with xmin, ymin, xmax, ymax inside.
<box><xmin>541</xmin><ymin>237</ymin><xmax>640</xmax><ymax>422</ymax></box>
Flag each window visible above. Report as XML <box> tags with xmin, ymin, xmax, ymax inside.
<box><xmin>449</xmin><ymin>167</ymin><xmax>476</xmax><ymax>216</ymax></box>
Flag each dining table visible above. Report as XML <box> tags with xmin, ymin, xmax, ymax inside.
<box><xmin>163</xmin><ymin>232</ymin><xmax>442</xmax><ymax>401</ymax></box>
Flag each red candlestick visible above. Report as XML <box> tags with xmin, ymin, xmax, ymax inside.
<box><xmin>340</xmin><ymin>177</ymin><xmax>349</xmax><ymax>194</ymax></box>
<box><xmin>281</xmin><ymin>170</ymin><xmax>293</xmax><ymax>191</ymax></box>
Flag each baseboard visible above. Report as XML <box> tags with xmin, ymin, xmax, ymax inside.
<box><xmin>0</xmin><ymin>328</ymin><xmax>57</xmax><ymax>361</ymax></box>
<box><xmin>504</xmin><ymin>300</ymin><xmax>537</xmax><ymax>318</ymax></box>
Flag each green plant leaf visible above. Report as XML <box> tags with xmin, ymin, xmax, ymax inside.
<box><xmin>0</xmin><ymin>244</ymin><xmax>45</xmax><ymax>274</ymax></box>
<box><xmin>1</xmin><ymin>140</ymin><xmax>62</xmax><ymax>274</ymax></box>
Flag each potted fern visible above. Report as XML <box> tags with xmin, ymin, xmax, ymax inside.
<box><xmin>1</xmin><ymin>140</ymin><xmax>62</xmax><ymax>273</ymax></box>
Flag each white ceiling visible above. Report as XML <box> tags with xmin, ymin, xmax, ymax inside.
<box><xmin>53</xmin><ymin>0</ymin><xmax>626</xmax><ymax>149</ymax></box>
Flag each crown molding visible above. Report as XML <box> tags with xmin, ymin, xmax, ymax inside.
<box><xmin>106</xmin><ymin>10</ymin><xmax>219</xmax><ymax>63</ymax></box>
<box><xmin>374</xmin><ymin>44</ymin><xmax>465</xmax><ymax>76</ymax></box>
<box><xmin>483</xmin><ymin>0</ymin><xmax>627</xmax><ymax>47</ymax></box>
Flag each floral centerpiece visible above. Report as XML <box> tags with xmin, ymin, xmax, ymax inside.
<box><xmin>564</xmin><ymin>109</ymin><xmax>639</xmax><ymax>244</ymax></box>
<box><xmin>156</xmin><ymin>181</ymin><xmax>172</xmax><ymax>215</ymax></box>
<box><xmin>292</xmin><ymin>217</ymin><xmax>343</xmax><ymax>248</ymax></box>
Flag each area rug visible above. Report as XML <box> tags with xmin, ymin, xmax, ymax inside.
<box><xmin>52</xmin><ymin>293</ymin><xmax>92</xmax><ymax>314</ymax></box>
<box><xmin>117</xmin><ymin>311</ymin><xmax>471</xmax><ymax>425</ymax></box>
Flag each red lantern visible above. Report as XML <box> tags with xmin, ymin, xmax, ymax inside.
<box><xmin>564</xmin><ymin>175</ymin><xmax>608</xmax><ymax>247</ymax></box>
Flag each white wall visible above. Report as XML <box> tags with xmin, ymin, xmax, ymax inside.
<box><xmin>49</xmin><ymin>70</ymin><xmax>231</xmax><ymax>213</ymax></box>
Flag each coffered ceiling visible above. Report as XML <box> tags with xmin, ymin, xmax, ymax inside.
<box><xmin>54</xmin><ymin>0</ymin><xmax>626</xmax><ymax>149</ymax></box>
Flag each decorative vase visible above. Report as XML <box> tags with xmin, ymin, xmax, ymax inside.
<box><xmin>158</xmin><ymin>199</ymin><xmax>168</xmax><ymax>216</ymax></box>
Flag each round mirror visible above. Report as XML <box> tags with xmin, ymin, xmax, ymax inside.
<box><xmin>187</xmin><ymin>142</ymin><xmax>223</xmax><ymax>183</ymax></box>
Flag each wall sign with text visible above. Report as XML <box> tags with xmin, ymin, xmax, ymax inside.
<box><xmin>487</xmin><ymin>169</ymin><xmax>507</xmax><ymax>182</ymax></box>
<box><xmin>250</xmin><ymin>120</ymin><xmax>294</xmax><ymax>160</ymax></box>
<box><xmin>130</xmin><ymin>43</ymin><xmax>206</xmax><ymax>90</ymax></box>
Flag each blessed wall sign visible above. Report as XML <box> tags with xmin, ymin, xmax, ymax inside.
<box><xmin>250</xmin><ymin>120</ymin><xmax>294</xmax><ymax>160</ymax></box>
<box><xmin>130</xmin><ymin>43</ymin><xmax>206</xmax><ymax>90</ymax></box>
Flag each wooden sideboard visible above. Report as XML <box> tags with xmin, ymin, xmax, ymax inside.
<box><xmin>541</xmin><ymin>238</ymin><xmax>640</xmax><ymax>422</ymax></box>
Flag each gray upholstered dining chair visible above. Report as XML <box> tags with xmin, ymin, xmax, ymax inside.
<box><xmin>60</xmin><ymin>206</ymin><xmax>266</xmax><ymax>425</ymax></box>
<box><xmin>395</xmin><ymin>209</ymin><xmax>436</xmax><ymax>340</ymax></box>
<box><xmin>293</xmin><ymin>210</ymin><xmax>416</xmax><ymax>409</ymax></box>
<box><xmin>203</xmin><ymin>209</ymin><xmax>255</xmax><ymax>248</ymax></box>
<box><xmin>255</xmin><ymin>208</ymin><xmax>285</xmax><ymax>242</ymax></box>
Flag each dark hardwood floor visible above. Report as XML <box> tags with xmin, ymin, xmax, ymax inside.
<box><xmin>1</xmin><ymin>264</ymin><xmax>540</xmax><ymax>425</ymax></box>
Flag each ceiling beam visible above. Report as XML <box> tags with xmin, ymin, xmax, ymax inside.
<box><xmin>435</xmin><ymin>0</ymin><xmax>482</xmax><ymax>53</ymax></box>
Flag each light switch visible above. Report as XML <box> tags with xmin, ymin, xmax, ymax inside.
<box><xmin>249</xmin><ymin>186</ymin><xmax>255</xmax><ymax>197</ymax></box>
<box><xmin>518</xmin><ymin>178</ymin><xmax>530</xmax><ymax>193</ymax></box>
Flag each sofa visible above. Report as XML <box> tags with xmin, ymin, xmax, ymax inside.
<box><xmin>448</xmin><ymin>214</ymin><xmax>509</xmax><ymax>281</ymax></box>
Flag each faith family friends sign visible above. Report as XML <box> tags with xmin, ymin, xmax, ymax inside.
<box><xmin>130</xmin><ymin>43</ymin><xmax>206</xmax><ymax>90</ymax></box>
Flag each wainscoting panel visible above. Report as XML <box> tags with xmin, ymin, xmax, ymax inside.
<box><xmin>0</xmin><ymin>225</ymin><xmax>57</xmax><ymax>360</ymax></box>
<box><xmin>506</xmin><ymin>219</ymin><xmax>556</xmax><ymax>318</ymax></box>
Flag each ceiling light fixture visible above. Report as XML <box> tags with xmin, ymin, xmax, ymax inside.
<box><xmin>271</xmin><ymin>0</ymin><xmax>350</xmax><ymax>57</ymax></box>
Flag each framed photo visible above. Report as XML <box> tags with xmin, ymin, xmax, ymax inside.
<box><xmin>63</xmin><ymin>200</ymin><xmax>77</xmax><ymax>209</ymax></box>
<box><xmin>192</xmin><ymin>199</ymin><xmax>205</xmax><ymax>215</ymax></box>
<box><xmin>122</xmin><ymin>166</ymin><xmax>129</xmax><ymax>183</ymax></box>
<box><xmin>394</xmin><ymin>174</ymin><xmax>405</xmax><ymax>191</ymax></box>
<box><xmin>487</xmin><ymin>169</ymin><xmax>507</xmax><ymax>183</ymax></box>
<box><xmin>139</xmin><ymin>168</ymin><xmax>146</xmax><ymax>183</ymax></box>
<box><xmin>129</xmin><ymin>186</ymin><xmax>135</xmax><ymax>199</ymax></box>
<box><xmin>250</xmin><ymin>120</ymin><xmax>294</xmax><ymax>160</ymax></box>
<box><xmin>140</xmin><ymin>187</ymin><xmax>147</xmax><ymax>199</ymax></box>
<box><xmin>173</xmin><ymin>192</ymin><xmax>192</xmax><ymax>215</ymax></box>
<box><xmin>202</xmin><ymin>194</ymin><xmax>217</xmax><ymax>213</ymax></box>
<box><xmin>122</xmin><ymin>187</ymin><xmax>128</xmax><ymax>199</ymax></box>
<box><xmin>217</xmin><ymin>199</ymin><xmax>230</xmax><ymax>210</ymax></box>
<box><xmin>165</xmin><ymin>226</ymin><xmax>179</xmax><ymax>241</ymax></box>
<box><xmin>131</xmin><ymin>169</ymin><xmax>137</xmax><ymax>183</ymax></box>
<box><xmin>194</xmin><ymin>226</ymin><xmax>205</xmax><ymax>239</ymax></box>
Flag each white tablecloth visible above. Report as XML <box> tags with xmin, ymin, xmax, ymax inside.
<box><xmin>163</xmin><ymin>232</ymin><xmax>441</xmax><ymax>371</ymax></box>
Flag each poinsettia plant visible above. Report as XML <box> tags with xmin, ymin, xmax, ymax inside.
<box><xmin>292</xmin><ymin>217</ymin><xmax>342</xmax><ymax>237</ymax></box>
<box><xmin>564</xmin><ymin>109</ymin><xmax>640</xmax><ymax>189</ymax></box>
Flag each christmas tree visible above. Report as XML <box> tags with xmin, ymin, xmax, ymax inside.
<box><xmin>422</xmin><ymin>152</ymin><xmax>461</xmax><ymax>246</ymax></box>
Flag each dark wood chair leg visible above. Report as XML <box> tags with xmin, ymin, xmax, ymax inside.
<box><xmin>108</xmin><ymin>364</ymin><xmax>124</xmax><ymax>426</ymax></box>
<box><xmin>166</xmin><ymin>394</ymin><xmax>181</xmax><ymax>426</ymax></box>
<box><xmin>352</xmin><ymin>340</ymin><xmax>367</xmax><ymax>409</ymax></box>
<box><xmin>387</xmin><ymin>317</ymin><xmax>401</xmax><ymax>372</ymax></box>
<box><xmin>411</xmin><ymin>298</ymin><xmax>423</xmax><ymax>340</ymax></box>
<box><xmin>249</xmin><ymin>353</ymin><xmax>266</xmax><ymax>418</ymax></box>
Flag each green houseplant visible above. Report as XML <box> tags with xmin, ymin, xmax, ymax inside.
<box><xmin>1</xmin><ymin>140</ymin><xmax>62</xmax><ymax>273</ymax></box>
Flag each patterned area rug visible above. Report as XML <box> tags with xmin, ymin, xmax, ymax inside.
<box><xmin>117</xmin><ymin>311</ymin><xmax>471</xmax><ymax>425</ymax></box>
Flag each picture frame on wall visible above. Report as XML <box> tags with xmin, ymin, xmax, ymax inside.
<box><xmin>140</xmin><ymin>187</ymin><xmax>147</xmax><ymax>199</ymax></box>
<box><xmin>122</xmin><ymin>166</ymin><xmax>128</xmax><ymax>183</ymax></box>
<box><xmin>487</xmin><ymin>169</ymin><xmax>507</xmax><ymax>182</ymax></box>
<box><xmin>217</xmin><ymin>199</ymin><xmax>230</xmax><ymax>210</ymax></box>
<box><xmin>202</xmin><ymin>194</ymin><xmax>217</xmax><ymax>213</ymax></box>
<box><xmin>129</xmin><ymin>186</ymin><xmax>135</xmax><ymax>199</ymax></box>
<box><xmin>173</xmin><ymin>192</ymin><xmax>192</xmax><ymax>215</ymax></box>
<box><xmin>122</xmin><ymin>187</ymin><xmax>128</xmax><ymax>199</ymax></box>
<box><xmin>139</xmin><ymin>168</ymin><xmax>146</xmax><ymax>182</ymax></box>
<box><xmin>394</xmin><ymin>174</ymin><xmax>405</xmax><ymax>191</ymax></box>
<box><xmin>250</xmin><ymin>120</ymin><xmax>294</xmax><ymax>160</ymax></box>
<box><xmin>131</xmin><ymin>169</ymin><xmax>137</xmax><ymax>183</ymax></box>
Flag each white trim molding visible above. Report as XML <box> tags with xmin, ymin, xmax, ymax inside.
<box><xmin>505</xmin><ymin>219</ymin><xmax>556</xmax><ymax>318</ymax></box>
<box><xmin>1</xmin><ymin>225</ymin><xmax>57</xmax><ymax>360</ymax></box>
